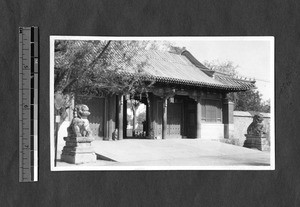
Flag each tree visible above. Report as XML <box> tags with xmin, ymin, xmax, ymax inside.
<box><xmin>55</xmin><ymin>40</ymin><xmax>155</xmax><ymax>96</ymax></box>
<box><xmin>260</xmin><ymin>99</ymin><xmax>271</xmax><ymax>113</ymax></box>
<box><xmin>203</xmin><ymin>60</ymin><xmax>270</xmax><ymax>113</ymax></box>
<box><xmin>234</xmin><ymin>90</ymin><xmax>270</xmax><ymax>113</ymax></box>
<box><xmin>137</xmin><ymin>111</ymin><xmax>146</xmax><ymax>125</ymax></box>
<box><xmin>203</xmin><ymin>60</ymin><xmax>239</xmax><ymax>76</ymax></box>
<box><xmin>54</xmin><ymin>40</ymin><xmax>159</xmax><ymax>123</ymax></box>
<box><xmin>126</xmin><ymin>114</ymin><xmax>133</xmax><ymax>126</ymax></box>
<box><xmin>54</xmin><ymin>40</ymin><xmax>158</xmax><ymax>163</ymax></box>
<box><xmin>129</xmin><ymin>99</ymin><xmax>141</xmax><ymax>137</ymax></box>
<box><xmin>235</xmin><ymin>90</ymin><xmax>262</xmax><ymax>111</ymax></box>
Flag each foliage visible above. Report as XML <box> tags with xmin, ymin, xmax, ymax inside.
<box><xmin>53</xmin><ymin>40</ymin><xmax>163</xmax><ymax>146</ymax></box>
<box><xmin>234</xmin><ymin>90</ymin><xmax>270</xmax><ymax>112</ymax></box>
<box><xmin>260</xmin><ymin>99</ymin><xmax>271</xmax><ymax>113</ymax></box>
<box><xmin>54</xmin><ymin>40</ymin><xmax>156</xmax><ymax>97</ymax></box>
<box><xmin>203</xmin><ymin>60</ymin><xmax>270</xmax><ymax>113</ymax></box>
<box><xmin>54</xmin><ymin>40</ymin><xmax>162</xmax><ymax>125</ymax></box>
<box><xmin>167</xmin><ymin>45</ymin><xmax>186</xmax><ymax>54</ymax></box>
<box><xmin>142</xmin><ymin>40</ymin><xmax>174</xmax><ymax>51</ymax></box>
<box><xmin>203</xmin><ymin>60</ymin><xmax>239</xmax><ymax>76</ymax></box>
<box><xmin>140</xmin><ymin>41</ymin><xmax>186</xmax><ymax>55</ymax></box>
<box><xmin>127</xmin><ymin>114</ymin><xmax>133</xmax><ymax>126</ymax></box>
<box><xmin>137</xmin><ymin>111</ymin><xmax>146</xmax><ymax>125</ymax></box>
<box><xmin>54</xmin><ymin>40</ymin><xmax>184</xmax><ymax>100</ymax></box>
<box><xmin>129</xmin><ymin>99</ymin><xmax>140</xmax><ymax>135</ymax></box>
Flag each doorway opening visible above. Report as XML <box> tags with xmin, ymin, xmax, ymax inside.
<box><xmin>125</xmin><ymin>99</ymin><xmax>147</xmax><ymax>139</ymax></box>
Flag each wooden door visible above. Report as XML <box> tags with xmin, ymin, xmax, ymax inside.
<box><xmin>167</xmin><ymin>103</ymin><xmax>182</xmax><ymax>138</ymax></box>
<box><xmin>185</xmin><ymin>102</ymin><xmax>197</xmax><ymax>138</ymax></box>
<box><xmin>155</xmin><ymin>101</ymin><xmax>182</xmax><ymax>138</ymax></box>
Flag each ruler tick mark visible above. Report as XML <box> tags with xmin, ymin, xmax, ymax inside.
<box><xmin>19</xmin><ymin>26</ymin><xmax>39</xmax><ymax>183</ymax></box>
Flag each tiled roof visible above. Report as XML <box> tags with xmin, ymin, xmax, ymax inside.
<box><xmin>121</xmin><ymin>49</ymin><xmax>255</xmax><ymax>91</ymax></box>
<box><xmin>130</xmin><ymin>50</ymin><xmax>226</xmax><ymax>86</ymax></box>
<box><xmin>213</xmin><ymin>73</ymin><xmax>256</xmax><ymax>90</ymax></box>
<box><xmin>55</xmin><ymin>41</ymin><xmax>256</xmax><ymax>91</ymax></box>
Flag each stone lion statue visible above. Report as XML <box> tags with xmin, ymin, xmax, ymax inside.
<box><xmin>247</xmin><ymin>114</ymin><xmax>266</xmax><ymax>136</ymax></box>
<box><xmin>67</xmin><ymin>104</ymin><xmax>92</xmax><ymax>137</ymax></box>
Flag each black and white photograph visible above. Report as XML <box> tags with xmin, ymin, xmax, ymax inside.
<box><xmin>50</xmin><ymin>36</ymin><xmax>274</xmax><ymax>171</ymax></box>
<box><xmin>4</xmin><ymin>0</ymin><xmax>300</xmax><ymax>205</ymax></box>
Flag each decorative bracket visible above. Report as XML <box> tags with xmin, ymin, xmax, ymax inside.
<box><xmin>152</xmin><ymin>88</ymin><xmax>176</xmax><ymax>100</ymax></box>
<box><xmin>188</xmin><ymin>91</ymin><xmax>204</xmax><ymax>102</ymax></box>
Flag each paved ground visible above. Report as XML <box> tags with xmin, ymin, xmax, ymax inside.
<box><xmin>56</xmin><ymin>139</ymin><xmax>271</xmax><ymax>168</ymax></box>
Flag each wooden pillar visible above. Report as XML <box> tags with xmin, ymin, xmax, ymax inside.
<box><xmin>107</xmin><ymin>96</ymin><xmax>113</xmax><ymax>140</ymax></box>
<box><xmin>152</xmin><ymin>95</ymin><xmax>157</xmax><ymax>138</ymax></box>
<box><xmin>196</xmin><ymin>96</ymin><xmax>202</xmax><ymax>138</ymax></box>
<box><xmin>182</xmin><ymin>99</ymin><xmax>186</xmax><ymax>137</ymax></box>
<box><xmin>107</xmin><ymin>95</ymin><xmax>116</xmax><ymax>140</ymax></box>
<box><xmin>147</xmin><ymin>93</ymin><xmax>154</xmax><ymax>139</ymax></box>
<box><xmin>223</xmin><ymin>94</ymin><xmax>234</xmax><ymax>139</ymax></box>
<box><xmin>123</xmin><ymin>97</ymin><xmax>127</xmax><ymax>138</ymax></box>
<box><xmin>103</xmin><ymin>97</ymin><xmax>109</xmax><ymax>140</ymax></box>
<box><xmin>118</xmin><ymin>95</ymin><xmax>124</xmax><ymax>140</ymax></box>
<box><xmin>162</xmin><ymin>97</ymin><xmax>168</xmax><ymax>139</ymax></box>
<box><xmin>145</xmin><ymin>102</ymin><xmax>149</xmax><ymax>137</ymax></box>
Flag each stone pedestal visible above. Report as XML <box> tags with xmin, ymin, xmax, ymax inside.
<box><xmin>61</xmin><ymin>136</ymin><xmax>97</xmax><ymax>164</ymax></box>
<box><xmin>243</xmin><ymin>134</ymin><xmax>269</xmax><ymax>151</ymax></box>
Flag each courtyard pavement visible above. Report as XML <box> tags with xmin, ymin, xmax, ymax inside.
<box><xmin>56</xmin><ymin>139</ymin><xmax>271</xmax><ymax>168</ymax></box>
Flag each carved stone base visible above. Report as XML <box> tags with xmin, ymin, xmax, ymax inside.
<box><xmin>61</xmin><ymin>152</ymin><xmax>97</xmax><ymax>164</ymax></box>
<box><xmin>61</xmin><ymin>136</ymin><xmax>97</xmax><ymax>164</ymax></box>
<box><xmin>243</xmin><ymin>134</ymin><xmax>269</xmax><ymax>151</ymax></box>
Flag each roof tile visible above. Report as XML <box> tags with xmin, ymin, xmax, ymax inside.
<box><xmin>55</xmin><ymin>41</ymin><xmax>256</xmax><ymax>91</ymax></box>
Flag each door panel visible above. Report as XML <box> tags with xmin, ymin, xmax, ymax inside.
<box><xmin>167</xmin><ymin>103</ymin><xmax>182</xmax><ymax>138</ymax></box>
<box><xmin>185</xmin><ymin>102</ymin><xmax>197</xmax><ymax>138</ymax></box>
<box><xmin>156</xmin><ymin>101</ymin><xmax>182</xmax><ymax>138</ymax></box>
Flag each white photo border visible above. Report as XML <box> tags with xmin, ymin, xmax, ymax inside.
<box><xmin>50</xmin><ymin>36</ymin><xmax>275</xmax><ymax>171</ymax></box>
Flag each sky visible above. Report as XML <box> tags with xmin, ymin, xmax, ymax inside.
<box><xmin>172</xmin><ymin>38</ymin><xmax>273</xmax><ymax>101</ymax></box>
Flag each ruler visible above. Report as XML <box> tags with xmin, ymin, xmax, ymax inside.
<box><xmin>19</xmin><ymin>27</ymin><xmax>39</xmax><ymax>182</ymax></box>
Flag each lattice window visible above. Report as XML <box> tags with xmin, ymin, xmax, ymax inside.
<box><xmin>201</xmin><ymin>99</ymin><xmax>222</xmax><ymax>123</ymax></box>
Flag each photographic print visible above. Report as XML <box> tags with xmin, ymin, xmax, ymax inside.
<box><xmin>50</xmin><ymin>36</ymin><xmax>274</xmax><ymax>171</ymax></box>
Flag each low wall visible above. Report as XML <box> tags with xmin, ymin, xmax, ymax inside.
<box><xmin>201</xmin><ymin>123</ymin><xmax>224</xmax><ymax>139</ymax></box>
<box><xmin>56</xmin><ymin>107</ymin><xmax>73</xmax><ymax>159</ymax></box>
<box><xmin>57</xmin><ymin>121</ymin><xmax>70</xmax><ymax>158</ymax></box>
<box><xmin>232</xmin><ymin>111</ymin><xmax>271</xmax><ymax>146</ymax></box>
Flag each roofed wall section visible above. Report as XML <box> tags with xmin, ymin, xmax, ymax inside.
<box><xmin>232</xmin><ymin>111</ymin><xmax>271</xmax><ymax>146</ymax></box>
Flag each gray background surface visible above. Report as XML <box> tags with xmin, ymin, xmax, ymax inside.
<box><xmin>1</xmin><ymin>0</ymin><xmax>299</xmax><ymax>206</ymax></box>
